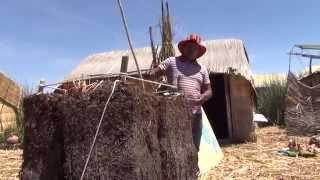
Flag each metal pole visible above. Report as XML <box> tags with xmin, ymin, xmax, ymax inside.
<box><xmin>288</xmin><ymin>47</ymin><xmax>293</xmax><ymax>73</ymax></box>
<box><xmin>309</xmin><ymin>57</ymin><xmax>313</xmax><ymax>75</ymax></box>
<box><xmin>116</xmin><ymin>0</ymin><xmax>145</xmax><ymax>90</ymax></box>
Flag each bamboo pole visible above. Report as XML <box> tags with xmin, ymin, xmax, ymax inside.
<box><xmin>116</xmin><ymin>0</ymin><xmax>145</xmax><ymax>90</ymax></box>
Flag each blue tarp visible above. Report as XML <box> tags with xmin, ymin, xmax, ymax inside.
<box><xmin>198</xmin><ymin>108</ymin><xmax>223</xmax><ymax>176</ymax></box>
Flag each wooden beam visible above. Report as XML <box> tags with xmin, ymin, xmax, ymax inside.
<box><xmin>288</xmin><ymin>52</ymin><xmax>320</xmax><ymax>59</ymax></box>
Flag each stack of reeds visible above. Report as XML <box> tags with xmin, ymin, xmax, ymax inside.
<box><xmin>0</xmin><ymin>104</ymin><xmax>16</xmax><ymax>131</ymax></box>
<box><xmin>149</xmin><ymin>0</ymin><xmax>175</xmax><ymax>68</ymax></box>
<box><xmin>21</xmin><ymin>81</ymin><xmax>198</xmax><ymax>180</ymax></box>
<box><xmin>158</xmin><ymin>0</ymin><xmax>175</xmax><ymax>63</ymax></box>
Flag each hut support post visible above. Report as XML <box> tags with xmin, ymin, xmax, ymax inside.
<box><xmin>224</xmin><ymin>75</ymin><xmax>233</xmax><ymax>139</ymax></box>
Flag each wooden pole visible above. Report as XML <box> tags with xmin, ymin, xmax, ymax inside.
<box><xmin>116</xmin><ymin>0</ymin><xmax>145</xmax><ymax>90</ymax></box>
<box><xmin>120</xmin><ymin>56</ymin><xmax>129</xmax><ymax>73</ymax></box>
<box><xmin>224</xmin><ymin>75</ymin><xmax>233</xmax><ymax>139</ymax></box>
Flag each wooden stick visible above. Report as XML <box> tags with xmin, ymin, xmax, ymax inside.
<box><xmin>116</xmin><ymin>0</ymin><xmax>145</xmax><ymax>90</ymax></box>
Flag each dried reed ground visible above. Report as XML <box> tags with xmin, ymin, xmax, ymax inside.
<box><xmin>0</xmin><ymin>127</ymin><xmax>320</xmax><ymax>180</ymax></box>
<box><xmin>0</xmin><ymin>149</ymin><xmax>21</xmax><ymax>180</ymax></box>
<box><xmin>205</xmin><ymin>127</ymin><xmax>320</xmax><ymax>180</ymax></box>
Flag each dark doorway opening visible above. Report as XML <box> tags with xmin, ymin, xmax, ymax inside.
<box><xmin>203</xmin><ymin>74</ymin><xmax>230</xmax><ymax>139</ymax></box>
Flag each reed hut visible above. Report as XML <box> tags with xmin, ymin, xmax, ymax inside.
<box><xmin>65</xmin><ymin>39</ymin><xmax>256</xmax><ymax>142</ymax></box>
<box><xmin>285</xmin><ymin>45</ymin><xmax>320</xmax><ymax>136</ymax></box>
<box><xmin>0</xmin><ymin>72</ymin><xmax>21</xmax><ymax>131</ymax></box>
<box><xmin>285</xmin><ymin>72</ymin><xmax>320</xmax><ymax>136</ymax></box>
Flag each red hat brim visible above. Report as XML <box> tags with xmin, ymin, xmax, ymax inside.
<box><xmin>178</xmin><ymin>39</ymin><xmax>206</xmax><ymax>59</ymax></box>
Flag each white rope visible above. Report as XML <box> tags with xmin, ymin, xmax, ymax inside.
<box><xmin>91</xmin><ymin>80</ymin><xmax>104</xmax><ymax>92</ymax></box>
<box><xmin>80</xmin><ymin>80</ymin><xmax>120</xmax><ymax>180</ymax></box>
<box><xmin>116</xmin><ymin>0</ymin><xmax>145</xmax><ymax>90</ymax></box>
<box><xmin>45</xmin><ymin>86</ymin><xmax>67</xmax><ymax>93</ymax></box>
<box><xmin>120</xmin><ymin>74</ymin><xmax>177</xmax><ymax>89</ymax></box>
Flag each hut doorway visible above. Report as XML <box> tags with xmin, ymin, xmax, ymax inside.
<box><xmin>203</xmin><ymin>74</ymin><xmax>231</xmax><ymax>140</ymax></box>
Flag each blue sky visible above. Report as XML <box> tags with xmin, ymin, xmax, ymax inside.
<box><xmin>1</xmin><ymin>0</ymin><xmax>320</xmax><ymax>87</ymax></box>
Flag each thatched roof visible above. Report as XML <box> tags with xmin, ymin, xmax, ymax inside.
<box><xmin>0</xmin><ymin>72</ymin><xmax>21</xmax><ymax>109</ymax></box>
<box><xmin>64</xmin><ymin>39</ymin><xmax>253</xmax><ymax>82</ymax></box>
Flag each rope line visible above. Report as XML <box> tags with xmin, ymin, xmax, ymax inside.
<box><xmin>80</xmin><ymin>80</ymin><xmax>120</xmax><ymax>180</ymax></box>
<box><xmin>121</xmin><ymin>74</ymin><xmax>177</xmax><ymax>89</ymax></box>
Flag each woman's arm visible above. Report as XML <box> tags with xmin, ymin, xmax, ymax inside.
<box><xmin>200</xmin><ymin>84</ymin><xmax>212</xmax><ymax>104</ymax></box>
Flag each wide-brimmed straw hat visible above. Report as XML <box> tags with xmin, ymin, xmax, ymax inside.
<box><xmin>178</xmin><ymin>33</ymin><xmax>206</xmax><ymax>58</ymax></box>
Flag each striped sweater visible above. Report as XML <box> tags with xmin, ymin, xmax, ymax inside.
<box><xmin>159</xmin><ymin>56</ymin><xmax>211</xmax><ymax>114</ymax></box>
